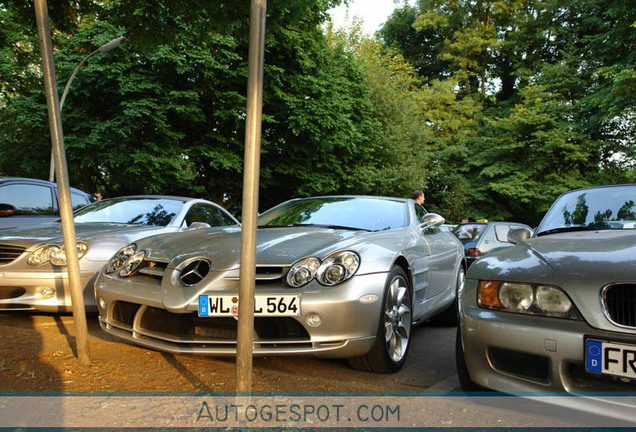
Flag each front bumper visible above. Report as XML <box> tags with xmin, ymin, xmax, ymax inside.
<box><xmin>95</xmin><ymin>271</ymin><xmax>387</xmax><ymax>358</ymax></box>
<box><xmin>460</xmin><ymin>278</ymin><xmax>636</xmax><ymax>393</ymax></box>
<box><xmin>0</xmin><ymin>269</ymin><xmax>98</xmax><ymax>312</ymax></box>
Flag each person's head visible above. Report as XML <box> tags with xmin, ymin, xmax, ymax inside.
<box><xmin>411</xmin><ymin>190</ymin><xmax>425</xmax><ymax>205</ymax></box>
<box><xmin>94</xmin><ymin>191</ymin><xmax>102</xmax><ymax>201</ymax></box>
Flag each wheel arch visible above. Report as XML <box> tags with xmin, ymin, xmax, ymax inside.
<box><xmin>392</xmin><ymin>255</ymin><xmax>413</xmax><ymax>294</ymax></box>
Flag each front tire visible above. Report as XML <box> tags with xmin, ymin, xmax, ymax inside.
<box><xmin>455</xmin><ymin>326</ymin><xmax>487</xmax><ymax>392</ymax></box>
<box><xmin>348</xmin><ymin>266</ymin><xmax>412</xmax><ymax>373</ymax></box>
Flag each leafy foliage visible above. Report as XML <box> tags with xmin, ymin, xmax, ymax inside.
<box><xmin>0</xmin><ymin>0</ymin><xmax>633</xmax><ymax>227</ymax></box>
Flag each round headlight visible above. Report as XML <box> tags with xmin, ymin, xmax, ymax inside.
<box><xmin>287</xmin><ymin>257</ymin><xmax>320</xmax><ymax>288</ymax></box>
<box><xmin>119</xmin><ymin>251</ymin><xmax>146</xmax><ymax>277</ymax></box>
<box><xmin>105</xmin><ymin>244</ymin><xmax>137</xmax><ymax>274</ymax></box>
<box><xmin>317</xmin><ymin>251</ymin><xmax>360</xmax><ymax>286</ymax></box>
<box><xmin>499</xmin><ymin>283</ymin><xmax>533</xmax><ymax>311</ymax></box>
<box><xmin>536</xmin><ymin>285</ymin><xmax>572</xmax><ymax>314</ymax></box>
<box><xmin>323</xmin><ymin>264</ymin><xmax>345</xmax><ymax>285</ymax></box>
<box><xmin>48</xmin><ymin>246</ymin><xmax>66</xmax><ymax>266</ymax></box>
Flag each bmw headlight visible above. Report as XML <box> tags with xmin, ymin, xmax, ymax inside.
<box><xmin>477</xmin><ymin>280</ymin><xmax>581</xmax><ymax>319</ymax></box>
<box><xmin>105</xmin><ymin>244</ymin><xmax>137</xmax><ymax>274</ymax></box>
<box><xmin>27</xmin><ymin>242</ymin><xmax>88</xmax><ymax>266</ymax></box>
<box><xmin>287</xmin><ymin>251</ymin><xmax>360</xmax><ymax>288</ymax></box>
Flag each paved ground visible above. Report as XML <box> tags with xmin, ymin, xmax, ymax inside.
<box><xmin>0</xmin><ymin>312</ymin><xmax>459</xmax><ymax>393</ymax></box>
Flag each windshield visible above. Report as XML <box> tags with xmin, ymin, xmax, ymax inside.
<box><xmin>536</xmin><ymin>185</ymin><xmax>636</xmax><ymax>236</ymax></box>
<box><xmin>258</xmin><ymin>197</ymin><xmax>407</xmax><ymax>232</ymax></box>
<box><xmin>452</xmin><ymin>223</ymin><xmax>485</xmax><ymax>243</ymax></box>
<box><xmin>73</xmin><ymin>197</ymin><xmax>186</xmax><ymax>226</ymax></box>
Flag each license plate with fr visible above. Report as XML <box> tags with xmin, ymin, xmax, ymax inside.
<box><xmin>585</xmin><ymin>338</ymin><xmax>636</xmax><ymax>380</ymax></box>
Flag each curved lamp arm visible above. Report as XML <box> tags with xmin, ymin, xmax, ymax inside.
<box><xmin>49</xmin><ymin>35</ymin><xmax>124</xmax><ymax>181</ymax></box>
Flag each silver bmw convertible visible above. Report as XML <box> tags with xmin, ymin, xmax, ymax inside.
<box><xmin>95</xmin><ymin>195</ymin><xmax>465</xmax><ymax>372</ymax></box>
<box><xmin>457</xmin><ymin>184</ymin><xmax>636</xmax><ymax>415</ymax></box>
<box><xmin>0</xmin><ymin>196</ymin><xmax>238</xmax><ymax>312</ymax></box>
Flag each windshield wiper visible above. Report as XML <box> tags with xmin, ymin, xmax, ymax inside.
<box><xmin>536</xmin><ymin>225</ymin><xmax>596</xmax><ymax>237</ymax></box>
<box><xmin>292</xmin><ymin>223</ymin><xmax>369</xmax><ymax>231</ymax></box>
<box><xmin>258</xmin><ymin>223</ymin><xmax>369</xmax><ymax>231</ymax></box>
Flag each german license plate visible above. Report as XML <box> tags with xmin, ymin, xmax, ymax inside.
<box><xmin>585</xmin><ymin>338</ymin><xmax>636</xmax><ymax>379</ymax></box>
<box><xmin>198</xmin><ymin>294</ymin><xmax>300</xmax><ymax>317</ymax></box>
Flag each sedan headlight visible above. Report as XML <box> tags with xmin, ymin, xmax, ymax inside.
<box><xmin>287</xmin><ymin>251</ymin><xmax>360</xmax><ymax>288</ymax></box>
<box><xmin>27</xmin><ymin>242</ymin><xmax>88</xmax><ymax>266</ymax></box>
<box><xmin>477</xmin><ymin>280</ymin><xmax>581</xmax><ymax>319</ymax></box>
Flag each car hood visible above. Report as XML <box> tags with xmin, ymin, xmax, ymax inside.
<box><xmin>0</xmin><ymin>222</ymin><xmax>169</xmax><ymax>249</ymax></box>
<box><xmin>139</xmin><ymin>226</ymin><xmax>403</xmax><ymax>273</ymax></box>
<box><xmin>468</xmin><ymin>230</ymin><xmax>636</xmax><ymax>284</ymax></box>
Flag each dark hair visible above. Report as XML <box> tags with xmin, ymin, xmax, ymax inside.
<box><xmin>411</xmin><ymin>190</ymin><xmax>424</xmax><ymax>200</ymax></box>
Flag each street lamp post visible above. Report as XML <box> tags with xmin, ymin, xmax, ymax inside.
<box><xmin>48</xmin><ymin>36</ymin><xmax>124</xmax><ymax>181</ymax></box>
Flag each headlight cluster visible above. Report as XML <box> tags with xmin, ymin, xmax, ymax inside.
<box><xmin>27</xmin><ymin>242</ymin><xmax>88</xmax><ymax>266</ymax></box>
<box><xmin>105</xmin><ymin>244</ymin><xmax>146</xmax><ymax>277</ymax></box>
<box><xmin>287</xmin><ymin>251</ymin><xmax>360</xmax><ymax>288</ymax></box>
<box><xmin>477</xmin><ymin>280</ymin><xmax>581</xmax><ymax>319</ymax></box>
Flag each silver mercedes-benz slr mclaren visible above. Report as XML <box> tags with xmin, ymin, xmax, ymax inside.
<box><xmin>457</xmin><ymin>184</ymin><xmax>636</xmax><ymax>418</ymax></box>
<box><xmin>95</xmin><ymin>196</ymin><xmax>465</xmax><ymax>372</ymax></box>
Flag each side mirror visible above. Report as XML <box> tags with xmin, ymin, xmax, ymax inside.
<box><xmin>420</xmin><ymin>213</ymin><xmax>445</xmax><ymax>229</ymax></box>
<box><xmin>0</xmin><ymin>204</ymin><xmax>15</xmax><ymax>218</ymax></box>
<box><xmin>186</xmin><ymin>222</ymin><xmax>211</xmax><ymax>231</ymax></box>
<box><xmin>508</xmin><ymin>227</ymin><xmax>533</xmax><ymax>244</ymax></box>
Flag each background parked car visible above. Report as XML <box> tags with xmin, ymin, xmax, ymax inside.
<box><xmin>452</xmin><ymin>221</ymin><xmax>533</xmax><ymax>266</ymax></box>
<box><xmin>440</xmin><ymin>223</ymin><xmax>456</xmax><ymax>232</ymax></box>
<box><xmin>94</xmin><ymin>195</ymin><xmax>465</xmax><ymax>373</ymax></box>
<box><xmin>0</xmin><ymin>195</ymin><xmax>239</xmax><ymax>312</ymax></box>
<box><xmin>0</xmin><ymin>177</ymin><xmax>94</xmax><ymax>229</ymax></box>
<box><xmin>456</xmin><ymin>184</ymin><xmax>636</xmax><ymax>417</ymax></box>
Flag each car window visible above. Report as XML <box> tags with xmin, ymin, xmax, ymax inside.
<box><xmin>185</xmin><ymin>204</ymin><xmax>236</xmax><ymax>227</ymax></box>
<box><xmin>414</xmin><ymin>204</ymin><xmax>426</xmax><ymax>224</ymax></box>
<box><xmin>0</xmin><ymin>183</ymin><xmax>54</xmax><ymax>215</ymax></box>
<box><xmin>258</xmin><ymin>197</ymin><xmax>407</xmax><ymax>232</ymax></box>
<box><xmin>71</xmin><ymin>191</ymin><xmax>91</xmax><ymax>210</ymax></box>
<box><xmin>537</xmin><ymin>185</ymin><xmax>636</xmax><ymax>235</ymax></box>
<box><xmin>452</xmin><ymin>223</ymin><xmax>484</xmax><ymax>242</ymax></box>
<box><xmin>494</xmin><ymin>225</ymin><xmax>512</xmax><ymax>242</ymax></box>
<box><xmin>74</xmin><ymin>197</ymin><xmax>185</xmax><ymax>226</ymax></box>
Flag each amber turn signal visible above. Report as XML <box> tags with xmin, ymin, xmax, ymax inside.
<box><xmin>478</xmin><ymin>280</ymin><xmax>503</xmax><ymax>308</ymax></box>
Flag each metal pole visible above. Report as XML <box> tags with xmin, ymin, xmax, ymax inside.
<box><xmin>236</xmin><ymin>0</ymin><xmax>266</xmax><ymax>393</ymax></box>
<box><xmin>34</xmin><ymin>0</ymin><xmax>91</xmax><ymax>364</ymax></box>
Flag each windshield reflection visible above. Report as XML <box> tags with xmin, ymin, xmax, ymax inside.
<box><xmin>73</xmin><ymin>198</ymin><xmax>185</xmax><ymax>226</ymax></box>
<box><xmin>258</xmin><ymin>197</ymin><xmax>407</xmax><ymax>232</ymax></box>
<box><xmin>537</xmin><ymin>186</ymin><xmax>636</xmax><ymax>235</ymax></box>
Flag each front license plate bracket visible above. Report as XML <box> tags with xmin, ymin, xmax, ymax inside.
<box><xmin>585</xmin><ymin>337</ymin><xmax>636</xmax><ymax>381</ymax></box>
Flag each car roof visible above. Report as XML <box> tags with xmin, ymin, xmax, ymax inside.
<box><xmin>284</xmin><ymin>195</ymin><xmax>409</xmax><ymax>203</ymax></box>
<box><xmin>0</xmin><ymin>176</ymin><xmax>91</xmax><ymax>196</ymax></box>
<box><xmin>98</xmin><ymin>195</ymin><xmax>214</xmax><ymax>203</ymax></box>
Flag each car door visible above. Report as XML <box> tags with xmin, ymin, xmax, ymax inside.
<box><xmin>422</xmin><ymin>224</ymin><xmax>459</xmax><ymax>299</ymax></box>
<box><xmin>411</xmin><ymin>204</ymin><xmax>457</xmax><ymax>301</ymax></box>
